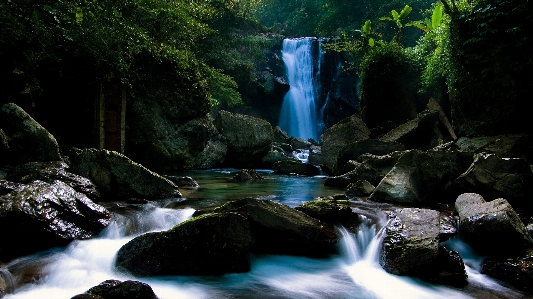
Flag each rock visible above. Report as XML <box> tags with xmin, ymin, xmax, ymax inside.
<box><xmin>380</xmin><ymin>208</ymin><xmax>467</xmax><ymax>286</ymax></box>
<box><xmin>450</xmin><ymin>134</ymin><xmax>530</xmax><ymax>160</ymax></box>
<box><xmin>115</xmin><ymin>212</ymin><xmax>252</xmax><ymax>276</ymax></box>
<box><xmin>345</xmin><ymin>180</ymin><xmax>375</xmax><ymax>197</ymax></box>
<box><xmin>294</xmin><ymin>199</ymin><xmax>353</xmax><ymax>224</ymax></box>
<box><xmin>290</xmin><ymin>137</ymin><xmax>311</xmax><ymax>149</ymax></box>
<box><xmin>324</xmin><ymin>175</ymin><xmax>353</xmax><ymax>189</ymax></box>
<box><xmin>272</xmin><ymin>160</ymin><xmax>321</xmax><ymax>176</ymax></box>
<box><xmin>445</xmin><ymin>153</ymin><xmax>533</xmax><ymax>211</ymax></box>
<box><xmin>214</xmin><ymin>110</ymin><xmax>273</xmax><ymax>168</ymax></box>
<box><xmin>0</xmin><ymin>180</ymin><xmax>111</xmax><ymax>260</ymax></box>
<box><xmin>0</xmin><ymin>268</ymin><xmax>14</xmax><ymax>297</ymax></box>
<box><xmin>68</xmin><ymin>148</ymin><xmax>181</xmax><ymax>200</ymax></box>
<box><xmin>308</xmin><ymin>145</ymin><xmax>323</xmax><ymax>165</ymax></box>
<box><xmin>71</xmin><ymin>295</ymin><xmax>105</xmax><ymax>299</ymax></box>
<box><xmin>273</xmin><ymin>126</ymin><xmax>290</xmax><ymax>144</ymax></box>
<box><xmin>369</xmin><ymin>150</ymin><xmax>473</xmax><ymax>204</ymax></box>
<box><xmin>0</xmin><ymin>129</ymin><xmax>11</xmax><ymax>167</ymax></box>
<box><xmin>334</xmin><ymin>139</ymin><xmax>405</xmax><ymax>175</ymax></box>
<box><xmin>0</xmin><ymin>103</ymin><xmax>62</xmax><ymax>165</ymax></box>
<box><xmin>78</xmin><ymin>279</ymin><xmax>158</xmax><ymax>299</ymax></box>
<box><xmin>345</xmin><ymin>151</ymin><xmax>406</xmax><ymax>185</ymax></box>
<box><xmin>455</xmin><ymin>193</ymin><xmax>533</xmax><ymax>256</ymax></box>
<box><xmin>163</xmin><ymin>176</ymin><xmax>199</xmax><ymax>188</ymax></box>
<box><xmin>481</xmin><ymin>249</ymin><xmax>533</xmax><ymax>293</ymax></box>
<box><xmin>262</xmin><ymin>150</ymin><xmax>297</xmax><ymax>168</ymax></box>
<box><xmin>214</xmin><ymin>198</ymin><xmax>340</xmax><ymax>257</ymax></box>
<box><xmin>5</xmin><ymin>161</ymin><xmax>100</xmax><ymax>200</ymax></box>
<box><xmin>379</xmin><ymin>110</ymin><xmax>440</xmax><ymax>150</ymax></box>
<box><xmin>233</xmin><ymin>169</ymin><xmax>264</xmax><ymax>181</ymax></box>
<box><xmin>320</xmin><ymin>114</ymin><xmax>370</xmax><ymax>173</ymax></box>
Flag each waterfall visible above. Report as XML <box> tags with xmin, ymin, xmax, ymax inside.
<box><xmin>278</xmin><ymin>38</ymin><xmax>323</xmax><ymax>141</ymax></box>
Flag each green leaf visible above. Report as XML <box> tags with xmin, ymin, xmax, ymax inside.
<box><xmin>368</xmin><ymin>38</ymin><xmax>374</xmax><ymax>47</ymax></box>
<box><xmin>431</xmin><ymin>5</ymin><xmax>443</xmax><ymax>29</ymax></box>
<box><xmin>398</xmin><ymin>5</ymin><xmax>412</xmax><ymax>20</ymax></box>
<box><xmin>391</xmin><ymin>10</ymin><xmax>399</xmax><ymax>20</ymax></box>
<box><xmin>362</xmin><ymin>20</ymin><xmax>371</xmax><ymax>36</ymax></box>
<box><xmin>380</xmin><ymin>17</ymin><xmax>393</xmax><ymax>21</ymax></box>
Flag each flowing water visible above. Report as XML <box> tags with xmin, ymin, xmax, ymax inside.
<box><xmin>278</xmin><ymin>38</ymin><xmax>322</xmax><ymax>141</ymax></box>
<box><xmin>3</xmin><ymin>170</ymin><xmax>532</xmax><ymax>299</ymax></box>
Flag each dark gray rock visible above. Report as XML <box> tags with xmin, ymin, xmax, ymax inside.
<box><xmin>262</xmin><ymin>150</ymin><xmax>297</xmax><ymax>168</ymax></box>
<box><xmin>344</xmin><ymin>151</ymin><xmax>406</xmax><ymax>185</ymax></box>
<box><xmin>115</xmin><ymin>212</ymin><xmax>252</xmax><ymax>276</ymax></box>
<box><xmin>294</xmin><ymin>199</ymin><xmax>353</xmax><ymax>224</ymax></box>
<box><xmin>5</xmin><ymin>161</ymin><xmax>100</xmax><ymax>200</ymax></box>
<box><xmin>345</xmin><ymin>180</ymin><xmax>375</xmax><ymax>197</ymax></box>
<box><xmin>68</xmin><ymin>148</ymin><xmax>181</xmax><ymax>200</ymax></box>
<box><xmin>324</xmin><ymin>175</ymin><xmax>353</xmax><ymax>189</ymax></box>
<box><xmin>233</xmin><ymin>169</ymin><xmax>264</xmax><ymax>181</ymax></box>
<box><xmin>273</xmin><ymin>126</ymin><xmax>290</xmax><ymax>144</ymax></box>
<box><xmin>334</xmin><ymin>139</ymin><xmax>405</xmax><ymax>176</ymax></box>
<box><xmin>308</xmin><ymin>145</ymin><xmax>323</xmax><ymax>165</ymax></box>
<box><xmin>481</xmin><ymin>249</ymin><xmax>533</xmax><ymax>293</ymax></box>
<box><xmin>215</xmin><ymin>110</ymin><xmax>273</xmax><ymax>168</ymax></box>
<box><xmin>320</xmin><ymin>114</ymin><xmax>370</xmax><ymax>173</ymax></box>
<box><xmin>163</xmin><ymin>176</ymin><xmax>199</xmax><ymax>188</ymax></box>
<box><xmin>0</xmin><ymin>180</ymin><xmax>111</xmax><ymax>260</ymax></box>
<box><xmin>379</xmin><ymin>110</ymin><xmax>440</xmax><ymax>150</ymax></box>
<box><xmin>80</xmin><ymin>279</ymin><xmax>158</xmax><ymax>299</ymax></box>
<box><xmin>455</xmin><ymin>193</ymin><xmax>533</xmax><ymax>256</ymax></box>
<box><xmin>369</xmin><ymin>150</ymin><xmax>473</xmax><ymax>204</ymax></box>
<box><xmin>445</xmin><ymin>153</ymin><xmax>533</xmax><ymax>211</ymax></box>
<box><xmin>214</xmin><ymin>198</ymin><xmax>340</xmax><ymax>257</ymax></box>
<box><xmin>380</xmin><ymin>208</ymin><xmax>467</xmax><ymax>286</ymax></box>
<box><xmin>0</xmin><ymin>103</ymin><xmax>62</xmax><ymax>165</ymax></box>
<box><xmin>290</xmin><ymin>137</ymin><xmax>311</xmax><ymax>149</ymax></box>
<box><xmin>0</xmin><ymin>268</ymin><xmax>14</xmax><ymax>297</ymax></box>
<box><xmin>450</xmin><ymin>134</ymin><xmax>530</xmax><ymax>160</ymax></box>
<box><xmin>272</xmin><ymin>160</ymin><xmax>321</xmax><ymax>176</ymax></box>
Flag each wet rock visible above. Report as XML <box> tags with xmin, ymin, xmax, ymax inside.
<box><xmin>262</xmin><ymin>149</ymin><xmax>297</xmax><ymax>168</ymax></box>
<box><xmin>345</xmin><ymin>180</ymin><xmax>375</xmax><ymax>197</ymax></box>
<box><xmin>233</xmin><ymin>169</ymin><xmax>264</xmax><ymax>181</ymax></box>
<box><xmin>369</xmin><ymin>150</ymin><xmax>473</xmax><ymax>204</ymax></box>
<box><xmin>75</xmin><ymin>279</ymin><xmax>158</xmax><ymax>299</ymax></box>
<box><xmin>0</xmin><ymin>103</ymin><xmax>62</xmax><ymax>165</ymax></box>
<box><xmin>214</xmin><ymin>110</ymin><xmax>273</xmax><ymax>168</ymax></box>
<box><xmin>115</xmin><ymin>212</ymin><xmax>252</xmax><ymax>276</ymax></box>
<box><xmin>439</xmin><ymin>214</ymin><xmax>458</xmax><ymax>242</ymax></box>
<box><xmin>324</xmin><ymin>175</ymin><xmax>353</xmax><ymax>189</ymax></box>
<box><xmin>320</xmin><ymin>114</ymin><xmax>370</xmax><ymax>173</ymax></box>
<box><xmin>273</xmin><ymin>126</ymin><xmax>290</xmax><ymax>144</ymax></box>
<box><xmin>445</xmin><ymin>153</ymin><xmax>533</xmax><ymax>211</ymax></box>
<box><xmin>450</xmin><ymin>134</ymin><xmax>530</xmax><ymax>161</ymax></box>
<box><xmin>0</xmin><ymin>180</ymin><xmax>111</xmax><ymax>260</ymax></box>
<box><xmin>294</xmin><ymin>199</ymin><xmax>353</xmax><ymax>224</ymax></box>
<box><xmin>0</xmin><ymin>268</ymin><xmax>14</xmax><ymax>297</ymax></box>
<box><xmin>5</xmin><ymin>161</ymin><xmax>100</xmax><ymax>200</ymax></box>
<box><xmin>214</xmin><ymin>198</ymin><xmax>340</xmax><ymax>257</ymax></box>
<box><xmin>290</xmin><ymin>137</ymin><xmax>311</xmax><ymax>149</ymax></box>
<box><xmin>345</xmin><ymin>151</ymin><xmax>406</xmax><ymax>185</ymax></box>
<box><xmin>308</xmin><ymin>145</ymin><xmax>323</xmax><ymax>165</ymax></box>
<box><xmin>272</xmin><ymin>160</ymin><xmax>321</xmax><ymax>176</ymax></box>
<box><xmin>481</xmin><ymin>249</ymin><xmax>533</xmax><ymax>293</ymax></box>
<box><xmin>379</xmin><ymin>110</ymin><xmax>440</xmax><ymax>150</ymax></box>
<box><xmin>163</xmin><ymin>175</ymin><xmax>199</xmax><ymax>188</ymax></box>
<box><xmin>334</xmin><ymin>139</ymin><xmax>405</xmax><ymax>176</ymax></box>
<box><xmin>380</xmin><ymin>208</ymin><xmax>467</xmax><ymax>286</ymax></box>
<box><xmin>455</xmin><ymin>193</ymin><xmax>533</xmax><ymax>256</ymax></box>
<box><xmin>68</xmin><ymin>148</ymin><xmax>181</xmax><ymax>200</ymax></box>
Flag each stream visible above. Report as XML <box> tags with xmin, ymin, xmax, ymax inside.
<box><xmin>3</xmin><ymin>169</ymin><xmax>531</xmax><ymax>299</ymax></box>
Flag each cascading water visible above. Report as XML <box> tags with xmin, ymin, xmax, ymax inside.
<box><xmin>278</xmin><ymin>38</ymin><xmax>323</xmax><ymax>141</ymax></box>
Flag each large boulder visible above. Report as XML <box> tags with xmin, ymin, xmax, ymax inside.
<box><xmin>214</xmin><ymin>110</ymin><xmax>273</xmax><ymax>168</ymax></box>
<box><xmin>450</xmin><ymin>134</ymin><xmax>530</xmax><ymax>161</ymax></box>
<box><xmin>127</xmin><ymin>112</ymin><xmax>226</xmax><ymax>170</ymax></box>
<box><xmin>455</xmin><ymin>193</ymin><xmax>533</xmax><ymax>256</ymax></box>
<box><xmin>272</xmin><ymin>160</ymin><xmax>321</xmax><ymax>176</ymax></box>
<box><xmin>5</xmin><ymin>161</ymin><xmax>100</xmax><ymax>200</ymax></box>
<box><xmin>115</xmin><ymin>212</ymin><xmax>252</xmax><ymax>276</ymax></box>
<box><xmin>294</xmin><ymin>199</ymin><xmax>354</xmax><ymax>224</ymax></box>
<box><xmin>481</xmin><ymin>249</ymin><xmax>533</xmax><ymax>293</ymax></box>
<box><xmin>0</xmin><ymin>180</ymin><xmax>111</xmax><ymax>261</ymax></box>
<box><xmin>379</xmin><ymin>109</ymin><xmax>440</xmax><ymax>150</ymax></box>
<box><xmin>214</xmin><ymin>198</ymin><xmax>340</xmax><ymax>257</ymax></box>
<box><xmin>445</xmin><ymin>153</ymin><xmax>533</xmax><ymax>211</ymax></box>
<box><xmin>68</xmin><ymin>148</ymin><xmax>181</xmax><ymax>200</ymax></box>
<box><xmin>320</xmin><ymin>114</ymin><xmax>370</xmax><ymax>173</ymax></box>
<box><xmin>0</xmin><ymin>103</ymin><xmax>62</xmax><ymax>165</ymax></box>
<box><xmin>369</xmin><ymin>150</ymin><xmax>473</xmax><ymax>204</ymax></box>
<box><xmin>380</xmin><ymin>208</ymin><xmax>467</xmax><ymax>286</ymax></box>
<box><xmin>334</xmin><ymin>139</ymin><xmax>405</xmax><ymax>175</ymax></box>
<box><xmin>73</xmin><ymin>279</ymin><xmax>158</xmax><ymax>299</ymax></box>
